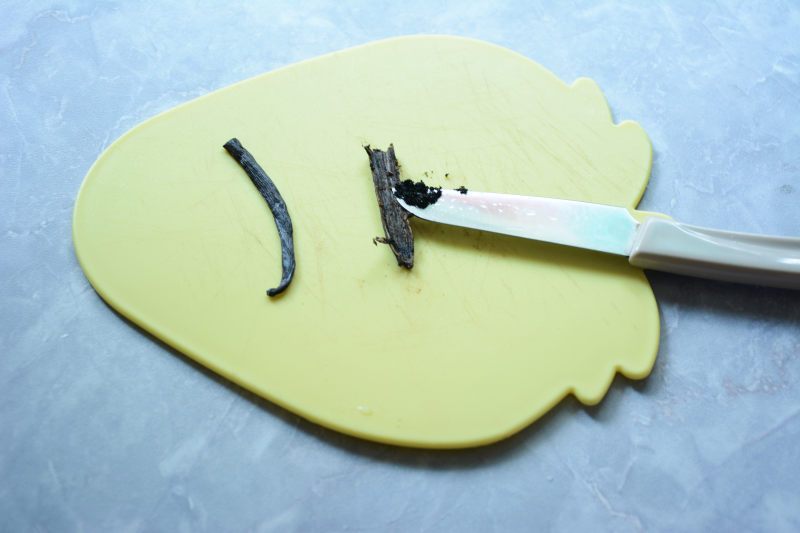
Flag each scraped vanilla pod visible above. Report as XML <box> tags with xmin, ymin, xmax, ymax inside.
<box><xmin>365</xmin><ymin>145</ymin><xmax>414</xmax><ymax>269</ymax></box>
<box><xmin>224</xmin><ymin>138</ymin><xmax>295</xmax><ymax>296</ymax></box>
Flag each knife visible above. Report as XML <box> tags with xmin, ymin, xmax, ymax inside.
<box><xmin>393</xmin><ymin>188</ymin><xmax>800</xmax><ymax>289</ymax></box>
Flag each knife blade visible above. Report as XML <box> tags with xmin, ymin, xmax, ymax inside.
<box><xmin>393</xmin><ymin>188</ymin><xmax>800</xmax><ymax>289</ymax></box>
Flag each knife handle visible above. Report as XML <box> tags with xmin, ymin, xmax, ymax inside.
<box><xmin>628</xmin><ymin>217</ymin><xmax>800</xmax><ymax>289</ymax></box>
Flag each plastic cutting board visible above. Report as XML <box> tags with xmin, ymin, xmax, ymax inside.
<box><xmin>73</xmin><ymin>36</ymin><xmax>660</xmax><ymax>448</ymax></box>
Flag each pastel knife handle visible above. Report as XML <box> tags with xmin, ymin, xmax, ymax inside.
<box><xmin>628</xmin><ymin>217</ymin><xmax>800</xmax><ymax>289</ymax></box>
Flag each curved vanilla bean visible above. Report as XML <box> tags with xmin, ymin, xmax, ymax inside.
<box><xmin>224</xmin><ymin>138</ymin><xmax>295</xmax><ymax>296</ymax></box>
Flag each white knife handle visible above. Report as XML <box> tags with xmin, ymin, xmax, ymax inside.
<box><xmin>628</xmin><ymin>217</ymin><xmax>800</xmax><ymax>289</ymax></box>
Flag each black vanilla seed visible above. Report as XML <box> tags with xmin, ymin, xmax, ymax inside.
<box><xmin>394</xmin><ymin>179</ymin><xmax>442</xmax><ymax>208</ymax></box>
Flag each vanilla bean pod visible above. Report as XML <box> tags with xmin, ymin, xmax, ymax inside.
<box><xmin>224</xmin><ymin>138</ymin><xmax>295</xmax><ymax>296</ymax></box>
<box><xmin>365</xmin><ymin>145</ymin><xmax>414</xmax><ymax>269</ymax></box>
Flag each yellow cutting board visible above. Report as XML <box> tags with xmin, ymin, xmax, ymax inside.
<box><xmin>73</xmin><ymin>35</ymin><xmax>659</xmax><ymax>448</ymax></box>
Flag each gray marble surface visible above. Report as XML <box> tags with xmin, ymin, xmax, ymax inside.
<box><xmin>2</xmin><ymin>1</ymin><xmax>799</xmax><ymax>531</ymax></box>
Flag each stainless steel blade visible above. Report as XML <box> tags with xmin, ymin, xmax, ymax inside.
<box><xmin>394</xmin><ymin>189</ymin><xmax>639</xmax><ymax>256</ymax></box>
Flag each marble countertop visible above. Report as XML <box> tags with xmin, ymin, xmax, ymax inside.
<box><xmin>2</xmin><ymin>2</ymin><xmax>799</xmax><ymax>531</ymax></box>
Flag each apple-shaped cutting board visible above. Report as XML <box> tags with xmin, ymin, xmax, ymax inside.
<box><xmin>73</xmin><ymin>36</ymin><xmax>659</xmax><ymax>448</ymax></box>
